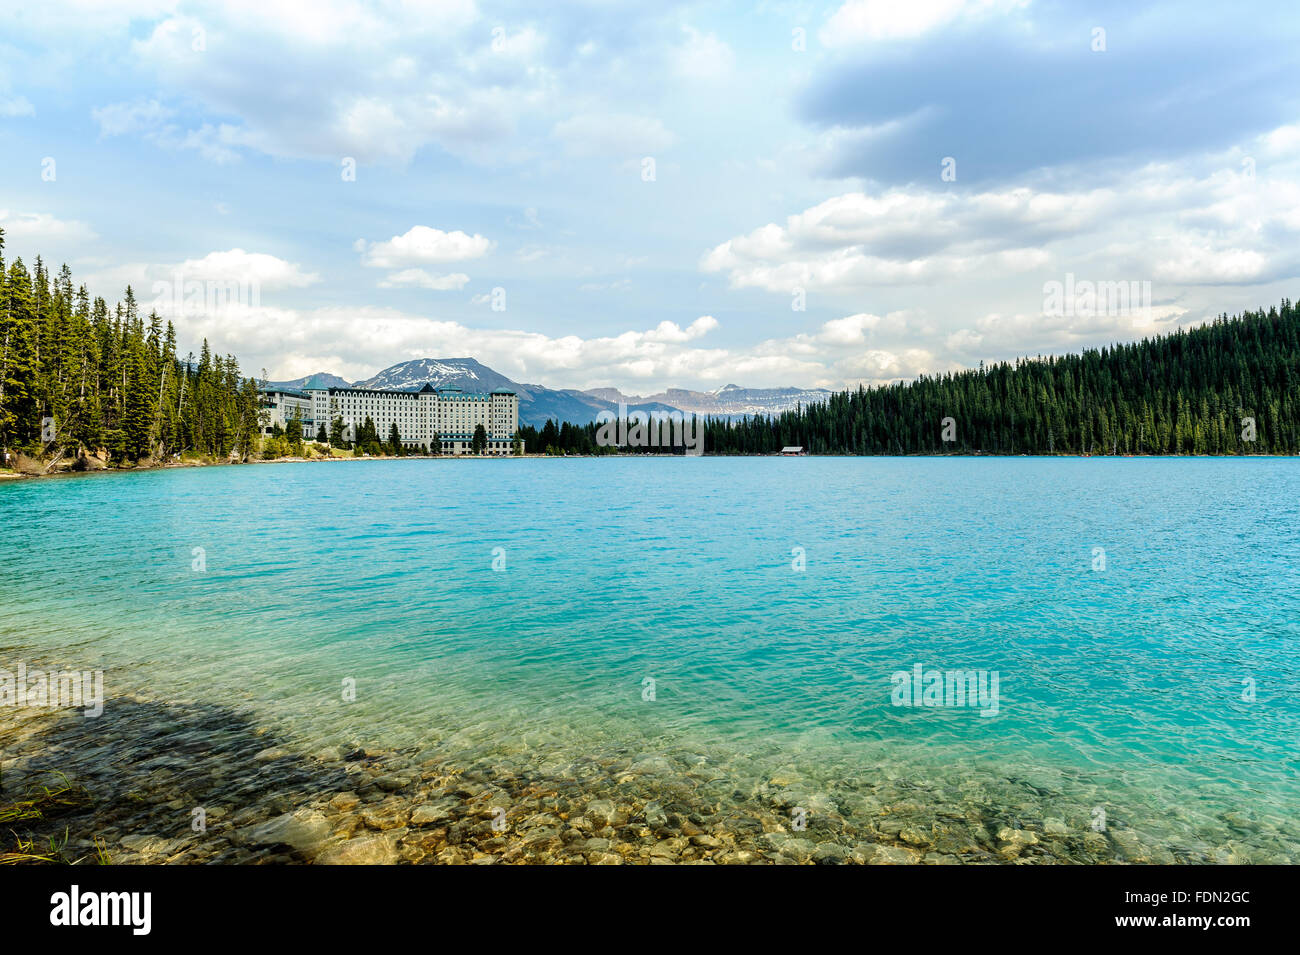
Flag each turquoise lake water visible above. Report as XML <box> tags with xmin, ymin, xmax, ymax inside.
<box><xmin>2</xmin><ymin>457</ymin><xmax>1298</xmax><ymax>861</ymax></box>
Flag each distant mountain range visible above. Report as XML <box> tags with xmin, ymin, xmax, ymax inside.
<box><xmin>265</xmin><ymin>372</ymin><xmax>352</xmax><ymax>391</ymax></box>
<box><xmin>583</xmin><ymin>383</ymin><xmax>835</xmax><ymax>417</ymax></box>
<box><xmin>264</xmin><ymin>358</ymin><xmax>830</xmax><ymax>428</ymax></box>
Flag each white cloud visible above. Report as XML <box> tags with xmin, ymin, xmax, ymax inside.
<box><xmin>1259</xmin><ymin>124</ymin><xmax>1300</xmax><ymax>159</ymax></box>
<box><xmin>378</xmin><ymin>268</ymin><xmax>471</xmax><ymax>290</ymax></box>
<box><xmin>171</xmin><ymin>248</ymin><xmax>320</xmax><ymax>287</ymax></box>
<box><xmin>821</xmin><ymin>0</ymin><xmax>1031</xmax><ymax>46</ymax></box>
<box><xmin>702</xmin><ymin>145</ymin><xmax>1300</xmax><ymax>294</ymax></box>
<box><xmin>111</xmin><ymin>1</ymin><xmax>540</xmax><ymax>165</ymax></box>
<box><xmin>0</xmin><ymin>210</ymin><xmax>98</xmax><ymax>242</ymax></box>
<box><xmin>92</xmin><ymin>99</ymin><xmax>243</xmax><ymax>162</ymax></box>
<box><xmin>21</xmin><ymin>1</ymin><xmax>735</xmax><ymax>169</ymax></box>
<box><xmin>644</xmin><ymin>316</ymin><xmax>718</xmax><ymax>343</ymax></box>
<box><xmin>360</xmin><ymin>226</ymin><xmax>494</xmax><ymax>269</ymax></box>
<box><xmin>819</xmin><ymin>313</ymin><xmax>882</xmax><ymax>345</ymax></box>
<box><xmin>1151</xmin><ymin>240</ymin><xmax>1271</xmax><ymax>285</ymax></box>
<box><xmin>92</xmin><ymin>99</ymin><xmax>175</xmax><ymax>135</ymax></box>
<box><xmin>83</xmin><ymin>248</ymin><xmax>319</xmax><ymax>307</ymax></box>
<box><xmin>945</xmin><ymin>303</ymin><xmax>1188</xmax><ymax>359</ymax></box>
<box><xmin>0</xmin><ymin>95</ymin><xmax>35</xmax><ymax>117</ymax></box>
<box><xmin>700</xmin><ymin>186</ymin><xmax>1106</xmax><ymax>291</ymax></box>
<box><xmin>741</xmin><ymin>311</ymin><xmax>943</xmax><ymax>385</ymax></box>
<box><xmin>672</xmin><ymin>26</ymin><xmax>734</xmax><ymax>79</ymax></box>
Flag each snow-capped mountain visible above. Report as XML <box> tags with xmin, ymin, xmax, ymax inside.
<box><xmin>708</xmin><ymin>383</ymin><xmax>835</xmax><ymax>415</ymax></box>
<box><xmin>354</xmin><ymin>358</ymin><xmax>513</xmax><ymax>392</ymax></box>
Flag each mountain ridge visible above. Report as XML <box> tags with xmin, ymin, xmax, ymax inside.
<box><xmin>582</xmin><ymin>383</ymin><xmax>834</xmax><ymax>417</ymax></box>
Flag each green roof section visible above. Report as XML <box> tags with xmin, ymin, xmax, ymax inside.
<box><xmin>275</xmin><ymin>382</ymin><xmax>517</xmax><ymax>399</ymax></box>
<box><xmin>258</xmin><ymin>387</ymin><xmax>311</xmax><ymax>400</ymax></box>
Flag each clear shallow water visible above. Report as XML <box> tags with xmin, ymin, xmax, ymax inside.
<box><xmin>2</xmin><ymin>457</ymin><xmax>1298</xmax><ymax>862</ymax></box>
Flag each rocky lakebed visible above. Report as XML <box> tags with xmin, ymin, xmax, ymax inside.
<box><xmin>0</xmin><ymin>688</ymin><xmax>1287</xmax><ymax>865</ymax></box>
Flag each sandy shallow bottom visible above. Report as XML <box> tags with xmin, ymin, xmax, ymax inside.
<box><xmin>2</xmin><ymin>673</ymin><xmax>1294</xmax><ymax>865</ymax></box>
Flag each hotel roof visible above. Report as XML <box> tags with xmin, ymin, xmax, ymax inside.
<box><xmin>310</xmin><ymin>383</ymin><xmax>516</xmax><ymax>399</ymax></box>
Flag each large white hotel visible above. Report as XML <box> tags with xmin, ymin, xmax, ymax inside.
<box><xmin>259</xmin><ymin>383</ymin><xmax>521</xmax><ymax>455</ymax></box>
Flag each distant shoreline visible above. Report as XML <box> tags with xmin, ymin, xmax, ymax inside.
<box><xmin>0</xmin><ymin>451</ymin><xmax>547</xmax><ymax>481</ymax></box>
<box><xmin>4</xmin><ymin>450</ymin><xmax>1296</xmax><ymax>482</ymax></box>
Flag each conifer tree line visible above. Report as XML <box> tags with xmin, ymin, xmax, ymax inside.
<box><xmin>514</xmin><ymin>418</ymin><xmax>610</xmax><ymax>456</ymax></box>
<box><xmin>521</xmin><ymin>299</ymin><xmax>1300</xmax><ymax>456</ymax></box>
<box><xmin>0</xmin><ymin>230</ymin><xmax>261</xmax><ymax>464</ymax></box>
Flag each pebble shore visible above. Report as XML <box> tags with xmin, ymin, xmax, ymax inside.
<box><xmin>3</xmin><ymin>687</ymin><xmax>1292</xmax><ymax>865</ymax></box>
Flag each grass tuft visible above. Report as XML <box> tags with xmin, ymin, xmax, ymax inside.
<box><xmin>0</xmin><ymin>776</ymin><xmax>98</xmax><ymax>864</ymax></box>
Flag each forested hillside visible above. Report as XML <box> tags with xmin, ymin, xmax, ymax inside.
<box><xmin>521</xmin><ymin>300</ymin><xmax>1300</xmax><ymax>455</ymax></box>
<box><xmin>0</xmin><ymin>229</ymin><xmax>261</xmax><ymax>465</ymax></box>
<box><xmin>702</xmin><ymin>301</ymin><xmax>1299</xmax><ymax>455</ymax></box>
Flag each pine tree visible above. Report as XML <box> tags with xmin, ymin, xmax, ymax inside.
<box><xmin>0</xmin><ymin>254</ymin><xmax>40</xmax><ymax>454</ymax></box>
<box><xmin>122</xmin><ymin>335</ymin><xmax>155</xmax><ymax>460</ymax></box>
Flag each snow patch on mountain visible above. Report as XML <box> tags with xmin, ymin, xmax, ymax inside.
<box><xmin>354</xmin><ymin>358</ymin><xmax>508</xmax><ymax>392</ymax></box>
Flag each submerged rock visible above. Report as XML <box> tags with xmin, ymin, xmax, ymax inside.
<box><xmin>812</xmin><ymin>843</ymin><xmax>851</xmax><ymax>865</ymax></box>
<box><xmin>410</xmin><ymin>803</ymin><xmax>453</xmax><ymax>825</ymax></box>
<box><xmin>240</xmin><ymin>810</ymin><xmax>332</xmax><ymax>853</ymax></box>
<box><xmin>315</xmin><ymin>835</ymin><xmax>398</xmax><ymax>865</ymax></box>
<box><xmin>329</xmin><ymin>792</ymin><xmax>361</xmax><ymax>811</ymax></box>
<box><xmin>868</xmin><ymin>844</ymin><xmax>922</xmax><ymax>864</ymax></box>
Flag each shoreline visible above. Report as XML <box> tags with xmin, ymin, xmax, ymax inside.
<box><xmin>0</xmin><ymin>451</ymin><xmax>552</xmax><ymax>482</ymax></box>
<box><xmin>4</xmin><ymin>449</ymin><xmax>1296</xmax><ymax>482</ymax></box>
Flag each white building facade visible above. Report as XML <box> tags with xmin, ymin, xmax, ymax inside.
<box><xmin>259</xmin><ymin>389</ymin><xmax>316</xmax><ymax>439</ymax></box>
<box><xmin>301</xmin><ymin>384</ymin><xmax>520</xmax><ymax>455</ymax></box>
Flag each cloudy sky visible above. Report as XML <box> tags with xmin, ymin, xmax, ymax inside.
<box><xmin>2</xmin><ymin>0</ymin><xmax>1298</xmax><ymax>391</ymax></box>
